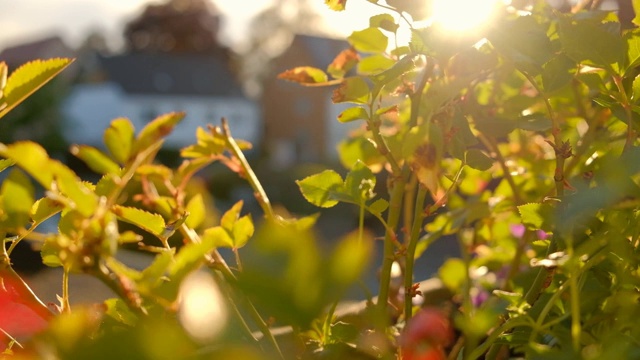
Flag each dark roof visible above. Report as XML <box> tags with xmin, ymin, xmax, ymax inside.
<box><xmin>0</xmin><ymin>36</ymin><xmax>74</xmax><ymax>67</ymax></box>
<box><xmin>99</xmin><ymin>53</ymin><xmax>242</xmax><ymax>96</ymax></box>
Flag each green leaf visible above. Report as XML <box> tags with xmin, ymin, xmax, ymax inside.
<box><xmin>277</xmin><ymin>66</ymin><xmax>329</xmax><ymax>85</ymax></box>
<box><xmin>0</xmin><ymin>159</ymin><xmax>14</xmax><ymax>173</ymax></box>
<box><xmin>169</xmin><ymin>235</ymin><xmax>216</xmax><ymax>284</ymax></box>
<box><xmin>112</xmin><ymin>205</ymin><xmax>166</xmax><ymax>238</ymax></box>
<box><xmin>202</xmin><ymin>226</ymin><xmax>234</xmax><ymax>248</ymax></box>
<box><xmin>329</xmin><ymin>230</ymin><xmax>372</xmax><ymax>286</ymax></box>
<box><xmin>325</xmin><ymin>0</ymin><xmax>346</xmax><ymax>11</ymax></box>
<box><xmin>0</xmin><ymin>141</ymin><xmax>53</xmax><ymax>188</ymax></box>
<box><xmin>337</xmin><ymin>106</ymin><xmax>368</xmax><ymax>123</ymax></box>
<box><xmin>104</xmin><ymin>118</ymin><xmax>135</xmax><ymax>164</ymax></box>
<box><xmin>30</xmin><ymin>198</ymin><xmax>63</xmax><ymax>224</ymax></box>
<box><xmin>465</xmin><ymin>149</ymin><xmax>494</xmax><ymax>171</ymax></box>
<box><xmin>348</xmin><ymin>28</ymin><xmax>388</xmax><ymax>53</ymax></box>
<box><xmin>233</xmin><ymin>215</ymin><xmax>254</xmax><ymax>249</ymax></box>
<box><xmin>104</xmin><ymin>298</ymin><xmax>138</xmax><ymax>327</ymax></box>
<box><xmin>134</xmin><ymin>112</ymin><xmax>185</xmax><ymax>155</ymax></box>
<box><xmin>488</xmin><ymin>16</ymin><xmax>553</xmax><ymax>73</ymax></box>
<box><xmin>357</xmin><ymin>54</ymin><xmax>396</xmax><ymax>75</ymax></box>
<box><xmin>297</xmin><ymin>170</ymin><xmax>345</xmax><ymax>208</ymax></box>
<box><xmin>542</xmin><ymin>54</ymin><xmax>576</xmax><ymax>93</ymax></box>
<box><xmin>185</xmin><ymin>194</ymin><xmax>205</xmax><ymax>229</ymax></box>
<box><xmin>558</xmin><ymin>15</ymin><xmax>624</xmax><ymax>73</ymax></box>
<box><xmin>140</xmin><ymin>251</ymin><xmax>173</xmax><ymax>289</ymax></box>
<box><xmin>54</xmin><ymin>164</ymin><xmax>99</xmax><ymax>217</ymax></box>
<box><xmin>369</xmin><ymin>13</ymin><xmax>398</xmax><ymax>32</ymax></box>
<box><xmin>180</xmin><ymin>127</ymin><xmax>226</xmax><ymax>158</ymax></box>
<box><xmin>118</xmin><ymin>231</ymin><xmax>143</xmax><ymax>244</ymax></box>
<box><xmin>0</xmin><ymin>58</ymin><xmax>73</xmax><ymax>119</ymax></box>
<box><xmin>41</xmin><ymin>234</ymin><xmax>67</xmax><ymax>268</ymax></box>
<box><xmin>1</xmin><ymin>168</ymin><xmax>34</xmax><ymax>228</ymax></box>
<box><xmin>221</xmin><ymin>201</ymin><xmax>243</xmax><ymax>231</ymax></box>
<box><xmin>633</xmin><ymin>75</ymin><xmax>640</xmax><ymax>103</ymax></box>
<box><xmin>70</xmin><ymin>145</ymin><xmax>121</xmax><ymax>175</ymax></box>
<box><xmin>439</xmin><ymin>258</ymin><xmax>467</xmax><ymax>291</ymax></box>
<box><xmin>625</xmin><ymin>29</ymin><xmax>640</xmax><ymax>73</ymax></box>
<box><xmin>344</xmin><ymin>160</ymin><xmax>376</xmax><ymax>201</ymax></box>
<box><xmin>633</xmin><ymin>0</ymin><xmax>640</xmax><ymax>27</ymax></box>
<box><xmin>518</xmin><ymin>203</ymin><xmax>555</xmax><ymax>230</ymax></box>
<box><xmin>332</xmin><ymin>76</ymin><xmax>370</xmax><ymax>104</ymax></box>
<box><xmin>368</xmin><ymin>198</ymin><xmax>389</xmax><ymax>215</ymax></box>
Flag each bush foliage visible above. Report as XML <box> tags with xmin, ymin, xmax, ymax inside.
<box><xmin>3</xmin><ymin>1</ymin><xmax>640</xmax><ymax>359</ymax></box>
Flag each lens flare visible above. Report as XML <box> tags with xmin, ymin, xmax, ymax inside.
<box><xmin>178</xmin><ymin>271</ymin><xmax>227</xmax><ymax>343</ymax></box>
<box><xmin>431</xmin><ymin>0</ymin><xmax>505</xmax><ymax>32</ymax></box>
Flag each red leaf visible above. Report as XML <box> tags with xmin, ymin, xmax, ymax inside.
<box><xmin>327</xmin><ymin>48</ymin><xmax>359</xmax><ymax>78</ymax></box>
<box><xmin>277</xmin><ymin>66</ymin><xmax>328</xmax><ymax>85</ymax></box>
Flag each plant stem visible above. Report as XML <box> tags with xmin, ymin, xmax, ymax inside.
<box><xmin>219</xmin><ymin>118</ymin><xmax>275</xmax><ymax>221</ymax></box>
<box><xmin>61</xmin><ymin>266</ymin><xmax>71</xmax><ymax>313</ymax></box>
<box><xmin>403</xmin><ymin>185</ymin><xmax>428</xmax><ymax>321</ymax></box>
<box><xmin>612</xmin><ymin>75</ymin><xmax>637</xmax><ymax>152</ymax></box>
<box><xmin>376</xmin><ymin>171</ymin><xmax>406</xmax><ymax>322</ymax></box>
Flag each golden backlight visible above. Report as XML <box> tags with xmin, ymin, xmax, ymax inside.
<box><xmin>430</xmin><ymin>0</ymin><xmax>507</xmax><ymax>32</ymax></box>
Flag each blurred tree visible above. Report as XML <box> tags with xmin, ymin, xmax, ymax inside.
<box><xmin>124</xmin><ymin>0</ymin><xmax>230</xmax><ymax>60</ymax></box>
<box><xmin>241</xmin><ymin>0</ymin><xmax>322</xmax><ymax>97</ymax></box>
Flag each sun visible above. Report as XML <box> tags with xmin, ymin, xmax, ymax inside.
<box><xmin>430</xmin><ymin>0</ymin><xmax>506</xmax><ymax>33</ymax></box>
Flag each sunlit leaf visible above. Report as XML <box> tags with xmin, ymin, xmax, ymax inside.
<box><xmin>357</xmin><ymin>54</ymin><xmax>396</xmax><ymax>75</ymax></box>
<box><xmin>332</xmin><ymin>76</ymin><xmax>370</xmax><ymax>104</ymax></box>
<box><xmin>30</xmin><ymin>198</ymin><xmax>63</xmax><ymax>224</ymax></box>
<box><xmin>297</xmin><ymin>170</ymin><xmax>345</xmax><ymax>208</ymax></box>
<box><xmin>104</xmin><ymin>117</ymin><xmax>135</xmax><ymax>164</ymax></box>
<box><xmin>369</xmin><ymin>13</ymin><xmax>398</xmax><ymax>32</ymax></box>
<box><xmin>70</xmin><ymin>145</ymin><xmax>121</xmax><ymax>175</ymax></box>
<box><xmin>344</xmin><ymin>160</ymin><xmax>376</xmax><ymax>201</ymax></box>
<box><xmin>1</xmin><ymin>168</ymin><xmax>34</xmax><ymax>228</ymax></box>
<box><xmin>185</xmin><ymin>194</ymin><xmax>205</xmax><ymax>229</ymax></box>
<box><xmin>325</xmin><ymin>0</ymin><xmax>347</xmax><ymax>11</ymax></box>
<box><xmin>558</xmin><ymin>15</ymin><xmax>624</xmax><ymax>73</ymax></box>
<box><xmin>518</xmin><ymin>203</ymin><xmax>555</xmax><ymax>230</ymax></box>
<box><xmin>368</xmin><ymin>198</ymin><xmax>388</xmax><ymax>215</ymax></box>
<box><xmin>337</xmin><ymin>106</ymin><xmax>368</xmax><ymax>123</ymax></box>
<box><xmin>134</xmin><ymin>112</ymin><xmax>185</xmax><ymax>155</ymax></box>
<box><xmin>542</xmin><ymin>54</ymin><xmax>576</xmax><ymax>93</ymax></box>
<box><xmin>348</xmin><ymin>28</ymin><xmax>388</xmax><ymax>53</ymax></box>
<box><xmin>0</xmin><ymin>58</ymin><xmax>73</xmax><ymax>119</ymax></box>
<box><xmin>202</xmin><ymin>226</ymin><xmax>233</xmax><ymax>248</ymax></box>
<box><xmin>328</xmin><ymin>48</ymin><xmax>359</xmax><ymax>79</ymax></box>
<box><xmin>112</xmin><ymin>205</ymin><xmax>166</xmax><ymax>238</ymax></box>
<box><xmin>277</xmin><ymin>66</ymin><xmax>329</xmax><ymax>85</ymax></box>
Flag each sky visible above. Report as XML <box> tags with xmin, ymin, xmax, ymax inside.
<box><xmin>0</xmin><ymin>0</ymin><xmax>381</xmax><ymax>52</ymax></box>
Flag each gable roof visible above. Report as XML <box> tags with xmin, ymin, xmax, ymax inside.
<box><xmin>99</xmin><ymin>53</ymin><xmax>243</xmax><ymax>97</ymax></box>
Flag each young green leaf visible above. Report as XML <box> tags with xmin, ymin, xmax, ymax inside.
<box><xmin>337</xmin><ymin>106</ymin><xmax>369</xmax><ymax>123</ymax></box>
<box><xmin>518</xmin><ymin>203</ymin><xmax>555</xmax><ymax>230</ymax></box>
<box><xmin>134</xmin><ymin>112</ymin><xmax>185</xmax><ymax>155</ymax></box>
<box><xmin>438</xmin><ymin>258</ymin><xmax>467</xmax><ymax>291</ymax></box>
<box><xmin>332</xmin><ymin>76</ymin><xmax>370</xmax><ymax>104</ymax></box>
<box><xmin>369</xmin><ymin>13</ymin><xmax>398</xmax><ymax>32</ymax></box>
<box><xmin>185</xmin><ymin>194</ymin><xmax>205</xmax><ymax>229</ymax></box>
<box><xmin>348</xmin><ymin>28</ymin><xmax>388</xmax><ymax>53</ymax></box>
<box><xmin>0</xmin><ymin>141</ymin><xmax>53</xmax><ymax>188</ymax></box>
<box><xmin>104</xmin><ymin>118</ymin><xmax>135</xmax><ymax>164</ymax></box>
<box><xmin>70</xmin><ymin>145</ymin><xmax>121</xmax><ymax>175</ymax></box>
<box><xmin>1</xmin><ymin>168</ymin><xmax>35</xmax><ymax>228</ymax></box>
<box><xmin>0</xmin><ymin>58</ymin><xmax>73</xmax><ymax>119</ymax></box>
<box><xmin>30</xmin><ymin>198</ymin><xmax>63</xmax><ymax>225</ymax></box>
<box><xmin>344</xmin><ymin>160</ymin><xmax>376</xmax><ymax>201</ymax></box>
<box><xmin>357</xmin><ymin>54</ymin><xmax>396</xmax><ymax>75</ymax></box>
<box><xmin>112</xmin><ymin>205</ymin><xmax>166</xmax><ymax>238</ymax></box>
<box><xmin>297</xmin><ymin>170</ymin><xmax>345</xmax><ymax>208</ymax></box>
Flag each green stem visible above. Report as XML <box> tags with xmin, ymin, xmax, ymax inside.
<box><xmin>376</xmin><ymin>172</ymin><xmax>406</xmax><ymax>322</ymax></box>
<box><xmin>61</xmin><ymin>266</ymin><xmax>71</xmax><ymax>313</ymax></box>
<box><xmin>612</xmin><ymin>75</ymin><xmax>637</xmax><ymax>152</ymax></box>
<box><xmin>403</xmin><ymin>185</ymin><xmax>428</xmax><ymax>321</ymax></box>
<box><xmin>219</xmin><ymin>118</ymin><xmax>275</xmax><ymax>221</ymax></box>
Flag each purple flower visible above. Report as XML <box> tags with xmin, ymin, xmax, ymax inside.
<box><xmin>510</xmin><ymin>224</ymin><xmax>526</xmax><ymax>238</ymax></box>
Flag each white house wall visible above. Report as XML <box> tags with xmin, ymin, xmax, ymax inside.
<box><xmin>63</xmin><ymin>83</ymin><xmax>261</xmax><ymax>151</ymax></box>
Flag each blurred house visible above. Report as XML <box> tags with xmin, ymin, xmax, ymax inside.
<box><xmin>262</xmin><ymin>34</ymin><xmax>359</xmax><ymax>168</ymax></box>
<box><xmin>63</xmin><ymin>53</ymin><xmax>260</xmax><ymax>149</ymax></box>
<box><xmin>0</xmin><ymin>36</ymin><xmax>75</xmax><ymax>71</ymax></box>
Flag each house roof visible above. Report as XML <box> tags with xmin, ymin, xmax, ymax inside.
<box><xmin>0</xmin><ymin>36</ymin><xmax>75</xmax><ymax>68</ymax></box>
<box><xmin>99</xmin><ymin>53</ymin><xmax>243</xmax><ymax>97</ymax></box>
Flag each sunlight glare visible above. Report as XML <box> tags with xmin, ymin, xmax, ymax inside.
<box><xmin>178</xmin><ymin>271</ymin><xmax>227</xmax><ymax>343</ymax></box>
<box><xmin>431</xmin><ymin>0</ymin><xmax>507</xmax><ymax>32</ymax></box>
